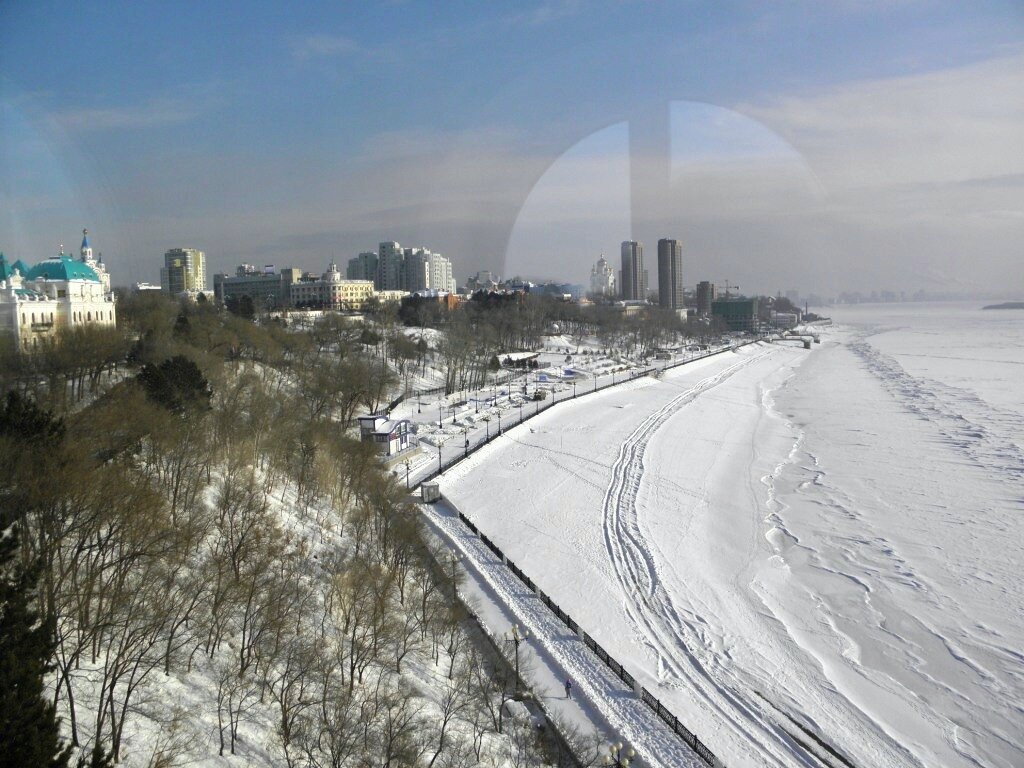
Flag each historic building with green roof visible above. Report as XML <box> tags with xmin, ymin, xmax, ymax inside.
<box><xmin>0</xmin><ymin>229</ymin><xmax>116</xmax><ymax>351</ymax></box>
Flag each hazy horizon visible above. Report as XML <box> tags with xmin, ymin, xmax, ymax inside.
<box><xmin>2</xmin><ymin>2</ymin><xmax>1023</xmax><ymax>297</ymax></box>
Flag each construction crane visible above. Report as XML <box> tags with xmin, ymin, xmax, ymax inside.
<box><xmin>720</xmin><ymin>280</ymin><xmax>740</xmax><ymax>299</ymax></box>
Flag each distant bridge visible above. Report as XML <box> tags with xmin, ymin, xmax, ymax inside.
<box><xmin>770</xmin><ymin>331</ymin><xmax>819</xmax><ymax>349</ymax></box>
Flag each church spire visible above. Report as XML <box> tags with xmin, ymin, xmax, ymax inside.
<box><xmin>80</xmin><ymin>228</ymin><xmax>94</xmax><ymax>263</ymax></box>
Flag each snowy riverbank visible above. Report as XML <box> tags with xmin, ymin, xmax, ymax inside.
<box><xmin>437</xmin><ymin>308</ymin><xmax>1024</xmax><ymax>768</ymax></box>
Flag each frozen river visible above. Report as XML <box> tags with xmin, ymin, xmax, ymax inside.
<box><xmin>439</xmin><ymin>305</ymin><xmax>1024</xmax><ymax>768</ymax></box>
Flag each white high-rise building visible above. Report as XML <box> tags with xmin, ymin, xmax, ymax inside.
<box><xmin>371</xmin><ymin>240</ymin><xmax>456</xmax><ymax>293</ymax></box>
<box><xmin>427</xmin><ymin>251</ymin><xmax>456</xmax><ymax>294</ymax></box>
<box><xmin>376</xmin><ymin>241</ymin><xmax>405</xmax><ymax>291</ymax></box>
<box><xmin>404</xmin><ymin>248</ymin><xmax>431</xmax><ymax>292</ymax></box>
<box><xmin>398</xmin><ymin>246</ymin><xmax>456</xmax><ymax>294</ymax></box>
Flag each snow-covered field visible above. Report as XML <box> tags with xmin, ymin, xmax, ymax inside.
<box><xmin>438</xmin><ymin>305</ymin><xmax>1024</xmax><ymax>768</ymax></box>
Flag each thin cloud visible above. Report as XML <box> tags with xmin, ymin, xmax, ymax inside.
<box><xmin>56</xmin><ymin>97</ymin><xmax>201</xmax><ymax>131</ymax></box>
<box><xmin>739</xmin><ymin>51</ymin><xmax>1024</xmax><ymax>190</ymax></box>
<box><xmin>291</xmin><ymin>34</ymin><xmax>363</xmax><ymax>60</ymax></box>
<box><xmin>508</xmin><ymin>0</ymin><xmax>583</xmax><ymax>27</ymax></box>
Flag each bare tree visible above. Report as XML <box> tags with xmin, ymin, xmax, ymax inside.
<box><xmin>427</xmin><ymin>677</ymin><xmax>471</xmax><ymax>768</ymax></box>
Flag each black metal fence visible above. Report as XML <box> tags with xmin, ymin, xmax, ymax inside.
<box><xmin>455</xmin><ymin>508</ymin><xmax>725</xmax><ymax>768</ymax></box>
<box><xmin>454</xmin><ymin>597</ymin><xmax>585</xmax><ymax>768</ymax></box>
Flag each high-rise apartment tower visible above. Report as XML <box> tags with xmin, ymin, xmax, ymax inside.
<box><xmin>620</xmin><ymin>241</ymin><xmax>647</xmax><ymax>301</ymax></box>
<box><xmin>695</xmin><ymin>280</ymin><xmax>717</xmax><ymax>316</ymax></box>
<box><xmin>161</xmin><ymin>248</ymin><xmax>207</xmax><ymax>295</ymax></box>
<box><xmin>657</xmin><ymin>238</ymin><xmax>684</xmax><ymax>311</ymax></box>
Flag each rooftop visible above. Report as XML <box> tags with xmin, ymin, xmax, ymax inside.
<box><xmin>25</xmin><ymin>255</ymin><xmax>101</xmax><ymax>283</ymax></box>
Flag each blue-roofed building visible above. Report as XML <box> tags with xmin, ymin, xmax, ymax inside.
<box><xmin>25</xmin><ymin>255</ymin><xmax>102</xmax><ymax>283</ymax></box>
<box><xmin>1</xmin><ymin>229</ymin><xmax>117</xmax><ymax>351</ymax></box>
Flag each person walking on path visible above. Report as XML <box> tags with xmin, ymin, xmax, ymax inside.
<box><xmin>564</xmin><ymin>677</ymin><xmax>573</xmax><ymax>699</ymax></box>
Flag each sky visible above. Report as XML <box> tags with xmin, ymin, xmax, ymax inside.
<box><xmin>1</xmin><ymin>1</ymin><xmax>1022</xmax><ymax>297</ymax></box>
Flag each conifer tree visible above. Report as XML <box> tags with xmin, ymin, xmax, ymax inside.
<box><xmin>0</xmin><ymin>393</ymin><xmax>73</xmax><ymax>767</ymax></box>
<box><xmin>0</xmin><ymin>530</ymin><xmax>73</xmax><ymax>768</ymax></box>
<box><xmin>137</xmin><ymin>355</ymin><xmax>212</xmax><ymax>413</ymax></box>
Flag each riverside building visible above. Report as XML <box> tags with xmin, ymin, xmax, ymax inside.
<box><xmin>711</xmin><ymin>297</ymin><xmax>760</xmax><ymax>332</ymax></box>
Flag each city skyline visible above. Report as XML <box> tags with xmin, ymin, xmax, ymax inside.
<box><xmin>2</xmin><ymin>3</ymin><xmax>1022</xmax><ymax>296</ymax></box>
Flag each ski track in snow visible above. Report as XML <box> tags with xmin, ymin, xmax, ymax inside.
<box><xmin>600</xmin><ymin>350</ymin><xmax>839</xmax><ymax>768</ymax></box>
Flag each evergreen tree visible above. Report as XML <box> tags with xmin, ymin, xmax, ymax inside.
<box><xmin>172</xmin><ymin>310</ymin><xmax>191</xmax><ymax>339</ymax></box>
<box><xmin>0</xmin><ymin>532</ymin><xmax>72</xmax><ymax>768</ymax></box>
<box><xmin>0</xmin><ymin>392</ymin><xmax>72</xmax><ymax>768</ymax></box>
<box><xmin>225</xmin><ymin>294</ymin><xmax>255</xmax><ymax>320</ymax></box>
<box><xmin>137</xmin><ymin>355</ymin><xmax>212</xmax><ymax>413</ymax></box>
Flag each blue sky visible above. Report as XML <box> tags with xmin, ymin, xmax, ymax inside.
<box><xmin>2</xmin><ymin>1</ymin><xmax>1023</xmax><ymax>294</ymax></box>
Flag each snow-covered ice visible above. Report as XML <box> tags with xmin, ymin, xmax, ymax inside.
<box><xmin>437</xmin><ymin>305</ymin><xmax>1024</xmax><ymax>768</ymax></box>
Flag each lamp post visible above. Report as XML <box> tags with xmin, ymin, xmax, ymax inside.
<box><xmin>462</xmin><ymin>427</ymin><xmax>469</xmax><ymax>457</ymax></box>
<box><xmin>449</xmin><ymin>551</ymin><xmax>460</xmax><ymax>600</ymax></box>
<box><xmin>573</xmin><ymin>381</ymin><xmax>577</xmax><ymax>399</ymax></box>
<box><xmin>604</xmin><ymin>741</ymin><xmax>635</xmax><ymax>767</ymax></box>
<box><xmin>403</xmin><ymin>458</ymin><xmax>411</xmax><ymax>489</ymax></box>
<box><xmin>438</xmin><ymin>404</ymin><xmax>443</xmax><ymax>429</ymax></box>
<box><xmin>484</xmin><ymin>417</ymin><xmax>490</xmax><ymax>441</ymax></box>
<box><xmin>437</xmin><ymin>444</ymin><xmax>442</xmax><ymax>474</ymax></box>
<box><xmin>508</xmin><ymin>624</ymin><xmax>529</xmax><ymax>696</ymax></box>
<box><xmin>497</xmin><ymin>412</ymin><xmax>502</xmax><ymax>435</ymax></box>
